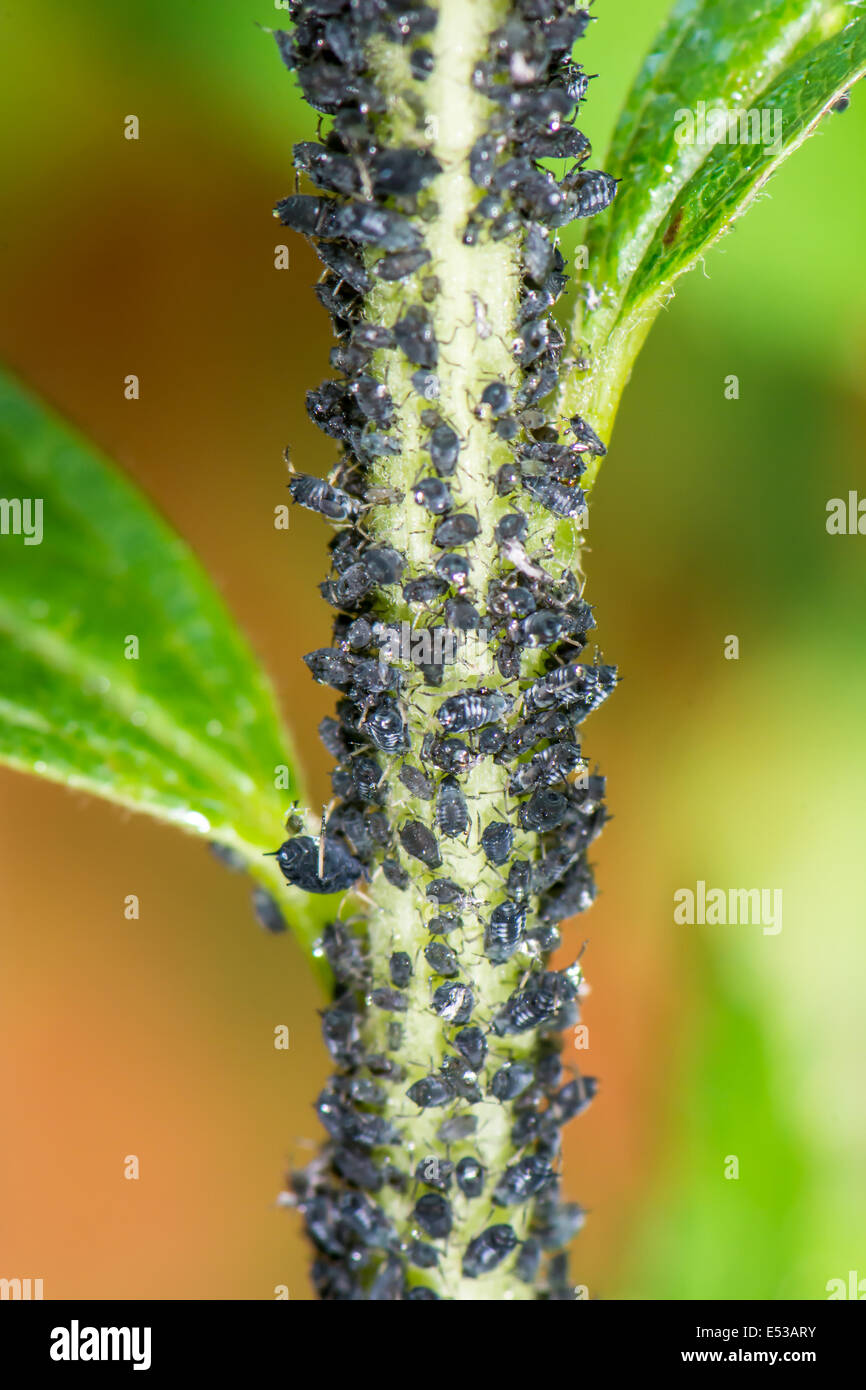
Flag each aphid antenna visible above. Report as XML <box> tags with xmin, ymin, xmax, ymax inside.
<box><xmin>332</xmin><ymin>899</ymin><xmax>356</xmax><ymax>926</ymax></box>
<box><xmin>353</xmin><ymin>156</ymin><xmax>374</xmax><ymax>202</ymax></box>
<box><xmin>437</xmin><ymin>347</ymin><xmax>461</xmax><ymax>372</ymax></box>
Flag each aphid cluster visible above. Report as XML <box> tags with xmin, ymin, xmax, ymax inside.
<box><xmin>272</xmin><ymin>0</ymin><xmax>616</xmax><ymax>1301</ymax></box>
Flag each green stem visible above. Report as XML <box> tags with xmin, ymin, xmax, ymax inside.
<box><xmin>360</xmin><ymin>0</ymin><xmax>541</xmax><ymax>1301</ymax></box>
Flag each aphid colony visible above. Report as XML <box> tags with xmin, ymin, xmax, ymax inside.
<box><xmin>272</xmin><ymin>0</ymin><xmax>616</xmax><ymax>1300</ymax></box>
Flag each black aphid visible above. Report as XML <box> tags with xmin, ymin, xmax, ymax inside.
<box><xmin>399</xmin><ymin>763</ymin><xmax>434</xmax><ymax>800</ymax></box>
<box><xmin>274</xmin><ymin>192</ymin><xmax>336</xmax><ymax>238</ymax></box>
<box><xmin>426</xmin><ymin>878</ymin><xmax>464</xmax><ymax>904</ymax></box>
<box><xmin>332</xmin><ymin>200</ymin><xmax>425</xmax><ymax>251</ymax></box>
<box><xmin>409</xmin><ymin>1240</ymin><xmax>439</xmax><ymax>1268</ymax></box>
<box><xmin>332</xmin><ymin>561</ymin><xmax>376</xmax><ymax>607</ymax></box>
<box><xmin>370</xmin><ymin>986</ymin><xmax>408</xmax><ymax>1013</ymax></box>
<box><xmin>368</xmin><ymin>1254</ymin><xmax>404</xmax><ymax>1297</ymax></box>
<box><xmin>428</xmin><ymin>423</ymin><xmax>460</xmax><ymax>475</ymax></box>
<box><xmin>444</xmin><ymin>597</ymin><xmax>481</xmax><ymax>630</ymax></box>
<box><xmin>375</xmin><ymin>248</ymin><xmax>433</xmax><ymax>281</ymax></box>
<box><xmin>435</xmin><ymin>551</ymin><xmax>471</xmax><ymax>587</ymax></box>
<box><xmin>506</xmin><ymin>858</ymin><xmax>532</xmax><ymax>902</ymax></box>
<box><xmin>372</xmin><ymin>148</ymin><xmax>442</xmax><ymax>196</ymax></box>
<box><xmin>364</xmin><ymin>548</ymin><xmax>406</xmax><ymax>586</ymax></box>
<box><xmin>318</xmin><ymin>242</ymin><xmax>372</xmax><ymax>296</ymax></box>
<box><xmin>533</xmin><ymin>1201</ymin><xmax>586</xmax><ymax>1250</ymax></box>
<box><xmin>349</xmin><ymin>1077</ymin><xmax>386</xmax><ymax>1108</ymax></box>
<box><xmin>493</xmin><ymin>1156</ymin><xmax>556</xmax><ymax>1206</ymax></box>
<box><xmin>332</xmin><ymin>1147</ymin><xmax>386</xmax><ymax>1193</ymax></box>
<box><xmin>413</xmin><ymin>476</ymin><xmax>453</xmax><ymax>514</ymax></box>
<box><xmin>209</xmin><ymin>839</ymin><xmax>248</xmax><ymax>872</ymax></box>
<box><xmin>423</xmin><ymin>736</ymin><xmax>478</xmax><ymax>772</ymax></box>
<box><xmin>351</xmin><ymin>755</ymin><xmax>384</xmax><ymax>802</ymax></box>
<box><xmin>382</xmin><ymin>857</ymin><xmax>410</xmax><ymax>890</ymax></box>
<box><xmin>432</xmin><ymin>513</ymin><xmax>479</xmax><ymax>547</ymax></box>
<box><xmin>413</xmin><ymin>368</ymin><xmax>439</xmax><ymax>399</ymax></box>
<box><xmin>399</xmin><ymin>820</ymin><xmax>442</xmax><ymax>869</ymax></box>
<box><xmin>455</xmin><ymin>1157</ymin><xmax>485</xmax><ymax>1199</ymax></box>
<box><xmin>509</xmin><ymin>742</ymin><xmax>584</xmax><ymax>795</ymax></box>
<box><xmin>480</xmin><ymin>381</ymin><xmax>512</xmax><ymax>416</ymax></box>
<box><xmin>566</xmin><ymin>168</ymin><xmax>619</xmax><ymax>218</ymax></box>
<box><xmin>318</xmin><ymin>715</ymin><xmax>350</xmax><ymax>760</ymax></box>
<box><xmin>522</xmin><ymin>662</ymin><xmax>617</xmax><ymax>715</ymax></box>
<box><xmin>288</xmin><ymin>472</ymin><xmax>357</xmax><ymax>521</ymax></box>
<box><xmin>490</xmin><ymin>1061</ymin><xmax>535</xmax><ymax>1102</ymax></box>
<box><xmin>437</xmin><ymin>1115</ymin><xmax>478</xmax><ymax>1143</ymax></box>
<box><xmin>515</xmin><ymin>1238</ymin><xmax>541</xmax><ymax>1283</ymax></box>
<box><xmin>415</xmin><ymin>1157</ymin><xmax>454</xmax><ymax>1192</ymax></box>
<box><xmin>276</xmin><ymin>835</ymin><xmax>363</xmax><ymax>894</ymax></box>
<box><xmin>389</xmin><ymin>951</ymin><xmax>413</xmax><ymax>988</ymax></box>
<box><xmin>413</xmin><ymin>1192</ymin><xmax>452</xmax><ymax>1239</ymax></box>
<box><xmin>519</xmin><ymin>788</ymin><xmax>568</xmax><ymax>833</ymax></box>
<box><xmin>353</xmin><ymin>323</ymin><xmax>396</xmax><ymax>351</ymax></box>
<box><xmin>481</xmin><ymin>820</ymin><xmax>514</xmax><ymax>866</ymax></box>
<box><xmin>348</xmin><ymin>375</ymin><xmax>395</xmax><ymax>426</ymax></box>
<box><xmin>478</xmin><ymin>725</ymin><xmax>506</xmax><ymax>754</ymax></box>
<box><xmin>435</xmin><ymin>775</ymin><xmax>469</xmax><ymax>839</ymax></box>
<box><xmin>484</xmin><ymin>900</ymin><xmax>527</xmax><ymax>963</ymax></box>
<box><xmin>427</xmin><ymin>913</ymin><xmax>457</xmax><ymax>936</ymax></box>
<box><xmin>462</xmin><ymin>1225</ymin><xmax>518</xmax><ymax>1278</ymax></box>
<box><xmin>424</xmin><ymin>941</ymin><xmax>460</xmax><ymax>977</ymax></box>
<box><xmin>250</xmin><ymin>889</ymin><xmax>287</xmax><ymax>934</ymax></box>
<box><xmin>454</xmin><ymin>1027</ymin><xmax>487</xmax><ymax>1070</ymax></box>
<box><xmin>304</xmin><ymin>647</ymin><xmax>356</xmax><ymax>689</ymax></box>
<box><xmin>495</xmin><ymin>510</ymin><xmax>528</xmax><ymax>544</ymax></box>
<box><xmin>522</xmin><ymin>475</ymin><xmax>587</xmax><ymax>520</ymax></box>
<box><xmin>358</xmin><ymin>697</ymin><xmax>409</xmax><ymax>752</ymax></box>
<box><xmin>344</xmin><ymin>617</ymin><xmax>373</xmax><ymax>649</ymax></box>
<box><xmin>553</xmin><ymin>1076</ymin><xmax>598</xmax><ymax>1123</ymax></box>
<box><xmin>535</xmin><ymin>1051</ymin><xmax>563</xmax><ymax>1094</ymax></box>
<box><xmin>394</xmin><ymin>305</ymin><xmax>438</xmax><ymax>368</ymax></box>
<box><xmin>431</xmin><ymin>982</ymin><xmax>474</xmax><ymax>1024</ymax></box>
<box><xmin>403</xmin><ymin>573</ymin><xmax>449</xmax><ymax>604</ymax></box>
<box><xmin>568</xmin><ymin>413</ymin><xmax>607</xmax><ymax>456</ymax></box>
<box><xmin>492</xmin><ymin>969</ymin><xmax>577</xmax><ymax>1035</ymax></box>
<box><xmin>437</xmin><ymin>687</ymin><xmax>511</xmax><ymax>733</ymax></box>
<box><xmin>321</xmin><ymin>921</ymin><xmax>367</xmax><ymax>986</ymax></box>
<box><xmin>407</xmin><ymin>1074</ymin><xmax>456</xmax><ymax>1110</ymax></box>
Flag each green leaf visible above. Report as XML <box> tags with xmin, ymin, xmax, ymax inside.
<box><xmin>565</xmin><ymin>1</ymin><xmax>866</xmax><ymax>481</ymax></box>
<box><xmin>0</xmin><ymin>367</ymin><xmax>334</xmax><ymax>974</ymax></box>
<box><xmin>625</xmin><ymin>23</ymin><xmax>866</xmax><ymax>300</ymax></box>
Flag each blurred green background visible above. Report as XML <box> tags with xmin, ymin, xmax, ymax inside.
<box><xmin>0</xmin><ymin>0</ymin><xmax>864</xmax><ymax>1300</ymax></box>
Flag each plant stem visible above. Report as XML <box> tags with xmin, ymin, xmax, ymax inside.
<box><xmin>277</xmin><ymin>0</ymin><xmax>614</xmax><ymax>1300</ymax></box>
